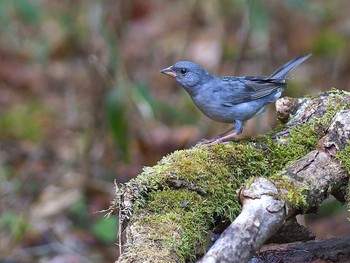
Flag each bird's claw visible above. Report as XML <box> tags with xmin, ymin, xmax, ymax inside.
<box><xmin>196</xmin><ymin>133</ymin><xmax>238</xmax><ymax>146</ymax></box>
<box><xmin>196</xmin><ymin>138</ymin><xmax>215</xmax><ymax>146</ymax></box>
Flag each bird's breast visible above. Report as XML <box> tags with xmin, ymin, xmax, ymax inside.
<box><xmin>191</xmin><ymin>93</ymin><xmax>268</xmax><ymax>123</ymax></box>
<box><xmin>191</xmin><ymin>93</ymin><xmax>234</xmax><ymax>123</ymax></box>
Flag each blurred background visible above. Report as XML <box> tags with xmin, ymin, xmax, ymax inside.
<box><xmin>1</xmin><ymin>0</ymin><xmax>350</xmax><ymax>262</ymax></box>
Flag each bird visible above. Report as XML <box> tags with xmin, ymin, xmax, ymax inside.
<box><xmin>161</xmin><ymin>54</ymin><xmax>311</xmax><ymax>145</ymax></box>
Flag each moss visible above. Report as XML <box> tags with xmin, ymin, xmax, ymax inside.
<box><xmin>335</xmin><ymin>143</ymin><xmax>350</xmax><ymax>174</ymax></box>
<box><xmin>263</xmin><ymin>123</ymin><xmax>319</xmax><ymax>172</ymax></box>
<box><xmin>270</xmin><ymin>175</ymin><xmax>309</xmax><ymax>211</ymax></box>
<box><xmin>348</xmin><ymin>183</ymin><xmax>350</xmax><ymax>218</ymax></box>
<box><xmin>335</xmin><ymin>143</ymin><xmax>350</xmax><ymax>216</ymax></box>
<box><xmin>115</xmin><ymin>89</ymin><xmax>350</xmax><ymax>262</ymax></box>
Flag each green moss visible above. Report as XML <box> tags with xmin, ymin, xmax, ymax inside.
<box><xmin>270</xmin><ymin>175</ymin><xmax>309</xmax><ymax>211</ymax></box>
<box><xmin>263</xmin><ymin>122</ymin><xmax>319</xmax><ymax>172</ymax></box>
<box><xmin>335</xmin><ymin>143</ymin><xmax>350</xmax><ymax>174</ymax></box>
<box><xmin>335</xmin><ymin>143</ymin><xmax>350</xmax><ymax>216</ymax></box>
<box><xmin>115</xmin><ymin>89</ymin><xmax>350</xmax><ymax>262</ymax></box>
<box><xmin>348</xmin><ymin>183</ymin><xmax>350</xmax><ymax>218</ymax></box>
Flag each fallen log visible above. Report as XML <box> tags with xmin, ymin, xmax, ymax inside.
<box><xmin>108</xmin><ymin>89</ymin><xmax>350</xmax><ymax>263</ymax></box>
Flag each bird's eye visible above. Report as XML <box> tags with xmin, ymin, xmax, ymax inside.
<box><xmin>180</xmin><ymin>68</ymin><xmax>187</xmax><ymax>75</ymax></box>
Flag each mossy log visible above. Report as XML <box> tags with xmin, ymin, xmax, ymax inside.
<box><xmin>109</xmin><ymin>89</ymin><xmax>350</xmax><ymax>263</ymax></box>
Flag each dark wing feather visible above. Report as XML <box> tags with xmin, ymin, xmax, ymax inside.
<box><xmin>219</xmin><ymin>76</ymin><xmax>287</xmax><ymax>106</ymax></box>
<box><xmin>216</xmin><ymin>54</ymin><xmax>311</xmax><ymax>106</ymax></box>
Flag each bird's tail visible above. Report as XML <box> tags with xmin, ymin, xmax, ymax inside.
<box><xmin>270</xmin><ymin>53</ymin><xmax>312</xmax><ymax>79</ymax></box>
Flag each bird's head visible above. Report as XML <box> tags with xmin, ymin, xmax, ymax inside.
<box><xmin>161</xmin><ymin>61</ymin><xmax>211</xmax><ymax>94</ymax></box>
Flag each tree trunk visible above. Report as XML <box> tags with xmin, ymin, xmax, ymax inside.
<box><xmin>108</xmin><ymin>89</ymin><xmax>350</xmax><ymax>263</ymax></box>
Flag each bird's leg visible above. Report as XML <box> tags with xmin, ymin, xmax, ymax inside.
<box><xmin>205</xmin><ymin>132</ymin><xmax>238</xmax><ymax>146</ymax></box>
<box><xmin>197</xmin><ymin>126</ymin><xmax>234</xmax><ymax>145</ymax></box>
<box><xmin>203</xmin><ymin>120</ymin><xmax>243</xmax><ymax>146</ymax></box>
<box><xmin>217</xmin><ymin>126</ymin><xmax>235</xmax><ymax>137</ymax></box>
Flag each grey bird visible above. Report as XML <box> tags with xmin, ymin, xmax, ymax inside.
<box><xmin>161</xmin><ymin>54</ymin><xmax>311</xmax><ymax>145</ymax></box>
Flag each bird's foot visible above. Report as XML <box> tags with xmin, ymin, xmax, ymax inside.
<box><xmin>196</xmin><ymin>138</ymin><xmax>215</xmax><ymax>146</ymax></box>
<box><xmin>197</xmin><ymin>133</ymin><xmax>238</xmax><ymax>146</ymax></box>
<box><xmin>205</xmin><ymin>137</ymin><xmax>230</xmax><ymax>146</ymax></box>
<box><xmin>197</xmin><ymin>133</ymin><xmax>226</xmax><ymax>145</ymax></box>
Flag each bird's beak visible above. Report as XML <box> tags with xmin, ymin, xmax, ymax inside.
<box><xmin>160</xmin><ymin>66</ymin><xmax>176</xmax><ymax>78</ymax></box>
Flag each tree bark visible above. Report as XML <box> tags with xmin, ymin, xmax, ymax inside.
<box><xmin>249</xmin><ymin>238</ymin><xmax>350</xmax><ymax>263</ymax></box>
<box><xmin>109</xmin><ymin>89</ymin><xmax>350</xmax><ymax>263</ymax></box>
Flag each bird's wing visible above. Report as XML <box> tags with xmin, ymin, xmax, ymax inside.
<box><xmin>219</xmin><ymin>76</ymin><xmax>287</xmax><ymax>106</ymax></box>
